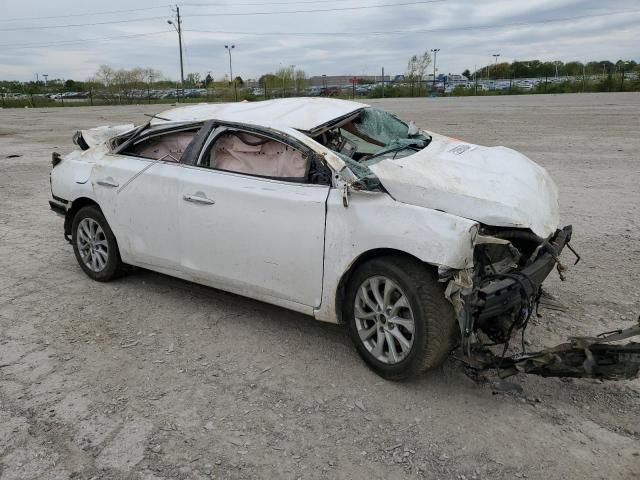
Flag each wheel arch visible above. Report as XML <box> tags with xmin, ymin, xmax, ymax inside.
<box><xmin>334</xmin><ymin>248</ymin><xmax>439</xmax><ymax>324</ymax></box>
<box><xmin>64</xmin><ymin>197</ymin><xmax>101</xmax><ymax>236</ymax></box>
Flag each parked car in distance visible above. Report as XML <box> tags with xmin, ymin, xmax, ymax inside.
<box><xmin>50</xmin><ymin>98</ymin><xmax>573</xmax><ymax>379</ymax></box>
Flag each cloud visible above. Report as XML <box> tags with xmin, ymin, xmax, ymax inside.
<box><xmin>0</xmin><ymin>0</ymin><xmax>638</xmax><ymax>81</ymax></box>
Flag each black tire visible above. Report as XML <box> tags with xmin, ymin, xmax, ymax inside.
<box><xmin>344</xmin><ymin>256</ymin><xmax>458</xmax><ymax>380</ymax></box>
<box><xmin>71</xmin><ymin>205</ymin><xmax>123</xmax><ymax>282</ymax></box>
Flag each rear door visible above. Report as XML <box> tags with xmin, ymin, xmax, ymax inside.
<box><xmin>177</xmin><ymin>125</ymin><xmax>331</xmax><ymax>308</ymax></box>
<box><xmin>92</xmin><ymin>124</ymin><xmax>202</xmax><ymax>270</ymax></box>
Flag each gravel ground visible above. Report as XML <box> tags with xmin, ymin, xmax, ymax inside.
<box><xmin>1</xmin><ymin>93</ymin><xmax>639</xmax><ymax>480</ymax></box>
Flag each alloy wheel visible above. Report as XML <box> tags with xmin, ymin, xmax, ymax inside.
<box><xmin>354</xmin><ymin>275</ymin><xmax>415</xmax><ymax>364</ymax></box>
<box><xmin>77</xmin><ymin>218</ymin><xmax>109</xmax><ymax>273</ymax></box>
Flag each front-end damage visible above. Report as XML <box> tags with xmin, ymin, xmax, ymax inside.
<box><xmin>442</xmin><ymin>226</ymin><xmax>640</xmax><ymax>381</ymax></box>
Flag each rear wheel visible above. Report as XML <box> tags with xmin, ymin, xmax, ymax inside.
<box><xmin>344</xmin><ymin>256</ymin><xmax>458</xmax><ymax>380</ymax></box>
<box><xmin>72</xmin><ymin>205</ymin><xmax>123</xmax><ymax>282</ymax></box>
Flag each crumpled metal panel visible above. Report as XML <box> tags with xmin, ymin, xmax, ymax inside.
<box><xmin>472</xmin><ymin>320</ymin><xmax>640</xmax><ymax>380</ymax></box>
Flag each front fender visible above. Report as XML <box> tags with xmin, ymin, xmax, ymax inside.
<box><xmin>314</xmin><ymin>189</ymin><xmax>478</xmax><ymax>323</ymax></box>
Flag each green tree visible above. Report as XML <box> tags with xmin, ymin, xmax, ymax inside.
<box><xmin>184</xmin><ymin>72</ymin><xmax>201</xmax><ymax>88</ymax></box>
<box><xmin>405</xmin><ymin>51</ymin><xmax>431</xmax><ymax>96</ymax></box>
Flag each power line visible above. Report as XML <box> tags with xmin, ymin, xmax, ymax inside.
<box><xmin>182</xmin><ymin>0</ymin><xmax>447</xmax><ymax>17</ymax></box>
<box><xmin>0</xmin><ymin>15</ymin><xmax>168</xmax><ymax>32</ymax></box>
<box><xmin>0</xmin><ymin>0</ymin><xmax>423</xmax><ymax>25</ymax></box>
<box><xmin>0</xmin><ymin>31</ymin><xmax>172</xmax><ymax>50</ymax></box>
<box><xmin>0</xmin><ymin>0</ymin><xmax>444</xmax><ymax>31</ymax></box>
<box><xmin>2</xmin><ymin>6</ymin><xmax>636</xmax><ymax>49</ymax></box>
<box><xmin>0</xmin><ymin>0</ymin><xmax>429</xmax><ymax>24</ymax></box>
<box><xmin>182</xmin><ymin>0</ymin><xmax>390</xmax><ymax>5</ymax></box>
<box><xmin>184</xmin><ymin>9</ymin><xmax>640</xmax><ymax>36</ymax></box>
<box><xmin>0</xmin><ymin>5</ymin><xmax>171</xmax><ymax>23</ymax></box>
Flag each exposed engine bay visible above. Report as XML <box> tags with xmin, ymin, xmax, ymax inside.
<box><xmin>442</xmin><ymin>226</ymin><xmax>640</xmax><ymax>381</ymax></box>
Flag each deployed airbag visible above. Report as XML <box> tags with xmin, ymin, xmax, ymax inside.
<box><xmin>131</xmin><ymin>131</ymin><xmax>195</xmax><ymax>161</ymax></box>
<box><xmin>212</xmin><ymin>133</ymin><xmax>307</xmax><ymax>179</ymax></box>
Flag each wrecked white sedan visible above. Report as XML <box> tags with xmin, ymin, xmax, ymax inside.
<box><xmin>50</xmin><ymin>98</ymin><xmax>640</xmax><ymax>380</ymax></box>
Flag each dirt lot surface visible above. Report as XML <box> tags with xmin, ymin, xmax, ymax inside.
<box><xmin>1</xmin><ymin>93</ymin><xmax>639</xmax><ymax>479</ymax></box>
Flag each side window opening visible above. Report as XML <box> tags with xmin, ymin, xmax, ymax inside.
<box><xmin>122</xmin><ymin>128</ymin><xmax>199</xmax><ymax>162</ymax></box>
<box><xmin>200</xmin><ymin>130</ymin><xmax>311</xmax><ymax>182</ymax></box>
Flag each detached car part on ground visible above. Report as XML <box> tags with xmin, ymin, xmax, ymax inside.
<box><xmin>49</xmin><ymin>98</ymin><xmax>640</xmax><ymax>381</ymax></box>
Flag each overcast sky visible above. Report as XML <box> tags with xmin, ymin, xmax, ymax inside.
<box><xmin>0</xmin><ymin>0</ymin><xmax>638</xmax><ymax>82</ymax></box>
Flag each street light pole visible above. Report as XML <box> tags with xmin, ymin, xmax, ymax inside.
<box><xmin>225</xmin><ymin>45</ymin><xmax>237</xmax><ymax>102</ymax></box>
<box><xmin>431</xmin><ymin>48</ymin><xmax>440</xmax><ymax>93</ymax></box>
<box><xmin>167</xmin><ymin>6</ymin><xmax>184</xmax><ymax>102</ymax></box>
<box><xmin>290</xmin><ymin>64</ymin><xmax>296</xmax><ymax>96</ymax></box>
<box><xmin>492</xmin><ymin>53</ymin><xmax>500</xmax><ymax>79</ymax></box>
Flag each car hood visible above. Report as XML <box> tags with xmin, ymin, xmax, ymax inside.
<box><xmin>368</xmin><ymin>132</ymin><xmax>560</xmax><ymax>238</ymax></box>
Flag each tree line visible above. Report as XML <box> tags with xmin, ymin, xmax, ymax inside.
<box><xmin>467</xmin><ymin>59</ymin><xmax>639</xmax><ymax>80</ymax></box>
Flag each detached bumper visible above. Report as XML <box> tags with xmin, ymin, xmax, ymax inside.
<box><xmin>474</xmin><ymin>225</ymin><xmax>572</xmax><ymax>322</ymax></box>
<box><xmin>473</xmin><ymin>320</ymin><xmax>640</xmax><ymax>380</ymax></box>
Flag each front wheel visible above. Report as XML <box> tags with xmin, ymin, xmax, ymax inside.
<box><xmin>344</xmin><ymin>256</ymin><xmax>458</xmax><ymax>380</ymax></box>
<box><xmin>71</xmin><ymin>205</ymin><xmax>123</xmax><ymax>282</ymax></box>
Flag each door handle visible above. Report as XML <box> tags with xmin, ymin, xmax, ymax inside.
<box><xmin>183</xmin><ymin>193</ymin><xmax>215</xmax><ymax>205</ymax></box>
<box><xmin>96</xmin><ymin>177</ymin><xmax>119</xmax><ymax>188</ymax></box>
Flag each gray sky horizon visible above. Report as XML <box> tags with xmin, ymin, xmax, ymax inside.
<box><xmin>0</xmin><ymin>0</ymin><xmax>638</xmax><ymax>82</ymax></box>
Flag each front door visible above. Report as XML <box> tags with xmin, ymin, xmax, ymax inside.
<box><xmin>177</xmin><ymin>127</ymin><xmax>330</xmax><ymax>307</ymax></box>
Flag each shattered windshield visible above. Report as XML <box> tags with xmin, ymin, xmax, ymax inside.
<box><xmin>314</xmin><ymin>107</ymin><xmax>430</xmax><ymax>189</ymax></box>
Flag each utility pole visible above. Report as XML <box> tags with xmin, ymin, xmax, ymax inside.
<box><xmin>381</xmin><ymin>66</ymin><xmax>385</xmax><ymax>98</ymax></box>
<box><xmin>431</xmin><ymin>48</ymin><xmax>440</xmax><ymax>93</ymax></box>
<box><xmin>225</xmin><ymin>45</ymin><xmax>237</xmax><ymax>101</ymax></box>
<box><xmin>167</xmin><ymin>5</ymin><xmax>184</xmax><ymax>102</ymax></box>
<box><xmin>282</xmin><ymin>67</ymin><xmax>286</xmax><ymax>97</ymax></box>
<box><xmin>492</xmin><ymin>54</ymin><xmax>500</xmax><ymax>79</ymax></box>
<box><xmin>290</xmin><ymin>64</ymin><xmax>296</xmax><ymax>96</ymax></box>
<box><xmin>474</xmin><ymin>64</ymin><xmax>478</xmax><ymax>95</ymax></box>
<box><xmin>148</xmin><ymin>74</ymin><xmax>153</xmax><ymax>104</ymax></box>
